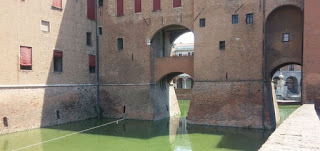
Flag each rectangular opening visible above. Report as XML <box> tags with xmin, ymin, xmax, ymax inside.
<box><xmin>87</xmin><ymin>0</ymin><xmax>96</xmax><ymax>20</ymax></box>
<box><xmin>219</xmin><ymin>41</ymin><xmax>225</xmax><ymax>50</ymax></box>
<box><xmin>123</xmin><ymin>106</ymin><xmax>126</xmax><ymax>113</ymax></box>
<box><xmin>246</xmin><ymin>13</ymin><xmax>253</xmax><ymax>24</ymax></box>
<box><xmin>283</xmin><ymin>33</ymin><xmax>290</xmax><ymax>42</ymax></box>
<box><xmin>153</xmin><ymin>0</ymin><xmax>161</xmax><ymax>11</ymax></box>
<box><xmin>3</xmin><ymin>117</ymin><xmax>8</xmax><ymax>127</ymax></box>
<box><xmin>52</xmin><ymin>0</ymin><xmax>62</xmax><ymax>9</ymax></box>
<box><xmin>134</xmin><ymin>0</ymin><xmax>141</xmax><ymax>13</ymax></box>
<box><xmin>99</xmin><ymin>0</ymin><xmax>103</xmax><ymax>7</ymax></box>
<box><xmin>41</xmin><ymin>20</ymin><xmax>50</xmax><ymax>32</ymax></box>
<box><xmin>200</xmin><ymin>18</ymin><xmax>205</xmax><ymax>27</ymax></box>
<box><xmin>98</xmin><ymin>27</ymin><xmax>103</xmax><ymax>36</ymax></box>
<box><xmin>87</xmin><ymin>32</ymin><xmax>92</xmax><ymax>46</ymax></box>
<box><xmin>232</xmin><ymin>14</ymin><xmax>238</xmax><ymax>24</ymax></box>
<box><xmin>20</xmin><ymin>46</ymin><xmax>32</xmax><ymax>70</ymax></box>
<box><xmin>117</xmin><ymin>38</ymin><xmax>123</xmax><ymax>50</ymax></box>
<box><xmin>89</xmin><ymin>55</ymin><xmax>96</xmax><ymax>73</ymax></box>
<box><xmin>54</xmin><ymin>50</ymin><xmax>63</xmax><ymax>72</ymax></box>
<box><xmin>56</xmin><ymin>110</ymin><xmax>60</xmax><ymax>119</ymax></box>
<box><xmin>173</xmin><ymin>0</ymin><xmax>181</xmax><ymax>8</ymax></box>
<box><xmin>117</xmin><ymin>0</ymin><xmax>124</xmax><ymax>16</ymax></box>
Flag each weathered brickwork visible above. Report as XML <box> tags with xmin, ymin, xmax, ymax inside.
<box><xmin>303</xmin><ymin>0</ymin><xmax>320</xmax><ymax>109</ymax></box>
<box><xmin>2</xmin><ymin>0</ymin><xmax>319</xmax><ymax>134</ymax></box>
<box><xmin>0</xmin><ymin>0</ymin><xmax>97</xmax><ymax>134</ymax></box>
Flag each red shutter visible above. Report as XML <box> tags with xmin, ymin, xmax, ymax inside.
<box><xmin>54</xmin><ymin>50</ymin><xmax>63</xmax><ymax>58</ymax></box>
<box><xmin>52</xmin><ymin>0</ymin><xmax>62</xmax><ymax>9</ymax></box>
<box><xmin>87</xmin><ymin>0</ymin><xmax>96</xmax><ymax>20</ymax></box>
<box><xmin>173</xmin><ymin>0</ymin><xmax>181</xmax><ymax>8</ymax></box>
<box><xmin>117</xmin><ymin>0</ymin><xmax>124</xmax><ymax>16</ymax></box>
<box><xmin>89</xmin><ymin>55</ymin><xmax>96</xmax><ymax>67</ymax></box>
<box><xmin>153</xmin><ymin>0</ymin><xmax>160</xmax><ymax>11</ymax></box>
<box><xmin>20</xmin><ymin>46</ymin><xmax>32</xmax><ymax>66</ymax></box>
<box><xmin>135</xmin><ymin>0</ymin><xmax>141</xmax><ymax>13</ymax></box>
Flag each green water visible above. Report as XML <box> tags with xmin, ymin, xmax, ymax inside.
<box><xmin>278</xmin><ymin>105</ymin><xmax>300</xmax><ymax>124</ymax></box>
<box><xmin>1</xmin><ymin>100</ymin><xmax>274</xmax><ymax>151</ymax></box>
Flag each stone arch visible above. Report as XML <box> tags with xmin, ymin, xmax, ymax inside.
<box><xmin>286</xmin><ymin>76</ymin><xmax>299</xmax><ymax>93</ymax></box>
<box><xmin>264</xmin><ymin>5</ymin><xmax>303</xmax><ymax>128</ymax></box>
<box><xmin>150</xmin><ymin>24</ymin><xmax>193</xmax><ymax>58</ymax></box>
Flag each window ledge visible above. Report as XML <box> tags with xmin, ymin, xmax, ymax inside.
<box><xmin>51</xmin><ymin>6</ymin><xmax>63</xmax><ymax>11</ymax></box>
<box><xmin>152</xmin><ymin>9</ymin><xmax>161</xmax><ymax>12</ymax></box>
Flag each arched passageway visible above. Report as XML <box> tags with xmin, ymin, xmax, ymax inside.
<box><xmin>264</xmin><ymin>5</ymin><xmax>303</xmax><ymax>127</ymax></box>
<box><xmin>150</xmin><ymin>25</ymin><xmax>194</xmax><ymax>119</ymax></box>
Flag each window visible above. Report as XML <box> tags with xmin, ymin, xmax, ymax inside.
<box><xmin>54</xmin><ymin>50</ymin><xmax>63</xmax><ymax>72</ymax></box>
<box><xmin>153</xmin><ymin>0</ymin><xmax>161</xmax><ymax>11</ymax></box>
<box><xmin>134</xmin><ymin>0</ymin><xmax>141</xmax><ymax>13</ymax></box>
<box><xmin>98</xmin><ymin>27</ymin><xmax>103</xmax><ymax>36</ymax></box>
<box><xmin>87</xmin><ymin>0</ymin><xmax>95</xmax><ymax>20</ymax></box>
<box><xmin>219</xmin><ymin>41</ymin><xmax>225</xmax><ymax>50</ymax></box>
<box><xmin>289</xmin><ymin>65</ymin><xmax>295</xmax><ymax>71</ymax></box>
<box><xmin>99</xmin><ymin>0</ymin><xmax>103</xmax><ymax>7</ymax></box>
<box><xmin>89</xmin><ymin>55</ymin><xmax>96</xmax><ymax>73</ymax></box>
<box><xmin>200</xmin><ymin>18</ymin><xmax>205</xmax><ymax>27</ymax></box>
<box><xmin>246</xmin><ymin>13</ymin><xmax>253</xmax><ymax>24</ymax></box>
<box><xmin>173</xmin><ymin>0</ymin><xmax>181</xmax><ymax>8</ymax></box>
<box><xmin>41</xmin><ymin>20</ymin><xmax>50</xmax><ymax>32</ymax></box>
<box><xmin>117</xmin><ymin>0</ymin><xmax>124</xmax><ymax>16</ymax></box>
<box><xmin>3</xmin><ymin>117</ymin><xmax>8</xmax><ymax>127</ymax></box>
<box><xmin>283</xmin><ymin>33</ymin><xmax>290</xmax><ymax>42</ymax></box>
<box><xmin>232</xmin><ymin>14</ymin><xmax>238</xmax><ymax>24</ymax></box>
<box><xmin>87</xmin><ymin>32</ymin><xmax>92</xmax><ymax>46</ymax></box>
<box><xmin>117</xmin><ymin>38</ymin><xmax>123</xmax><ymax>50</ymax></box>
<box><xmin>20</xmin><ymin>46</ymin><xmax>32</xmax><ymax>70</ymax></box>
<box><xmin>52</xmin><ymin>0</ymin><xmax>62</xmax><ymax>9</ymax></box>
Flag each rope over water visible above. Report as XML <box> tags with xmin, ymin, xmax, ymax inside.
<box><xmin>11</xmin><ymin>119</ymin><xmax>124</xmax><ymax>151</ymax></box>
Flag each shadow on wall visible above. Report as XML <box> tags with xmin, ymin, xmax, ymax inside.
<box><xmin>41</xmin><ymin>0</ymin><xmax>97</xmax><ymax>128</ymax></box>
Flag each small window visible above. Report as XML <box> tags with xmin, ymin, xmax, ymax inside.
<box><xmin>56</xmin><ymin>110</ymin><xmax>60</xmax><ymax>119</ymax></box>
<box><xmin>41</xmin><ymin>20</ymin><xmax>50</xmax><ymax>32</ymax></box>
<box><xmin>3</xmin><ymin>117</ymin><xmax>8</xmax><ymax>127</ymax></box>
<box><xmin>98</xmin><ymin>27</ymin><xmax>103</xmax><ymax>36</ymax></box>
<box><xmin>219</xmin><ymin>41</ymin><xmax>225</xmax><ymax>50</ymax></box>
<box><xmin>99</xmin><ymin>0</ymin><xmax>103</xmax><ymax>7</ymax></box>
<box><xmin>200</xmin><ymin>18</ymin><xmax>205</xmax><ymax>27</ymax></box>
<box><xmin>289</xmin><ymin>65</ymin><xmax>295</xmax><ymax>71</ymax></box>
<box><xmin>52</xmin><ymin>0</ymin><xmax>62</xmax><ymax>9</ymax></box>
<box><xmin>134</xmin><ymin>0</ymin><xmax>141</xmax><ymax>13</ymax></box>
<box><xmin>20</xmin><ymin>46</ymin><xmax>32</xmax><ymax>70</ymax></box>
<box><xmin>89</xmin><ymin>55</ymin><xmax>96</xmax><ymax>73</ymax></box>
<box><xmin>87</xmin><ymin>32</ymin><xmax>92</xmax><ymax>46</ymax></box>
<box><xmin>54</xmin><ymin>50</ymin><xmax>63</xmax><ymax>72</ymax></box>
<box><xmin>173</xmin><ymin>0</ymin><xmax>181</xmax><ymax>8</ymax></box>
<box><xmin>232</xmin><ymin>14</ymin><xmax>238</xmax><ymax>24</ymax></box>
<box><xmin>283</xmin><ymin>33</ymin><xmax>290</xmax><ymax>42</ymax></box>
<box><xmin>246</xmin><ymin>13</ymin><xmax>253</xmax><ymax>24</ymax></box>
<box><xmin>153</xmin><ymin>0</ymin><xmax>161</xmax><ymax>11</ymax></box>
<box><xmin>117</xmin><ymin>38</ymin><xmax>123</xmax><ymax>50</ymax></box>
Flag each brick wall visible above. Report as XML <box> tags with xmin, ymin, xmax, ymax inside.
<box><xmin>303</xmin><ymin>0</ymin><xmax>320</xmax><ymax>108</ymax></box>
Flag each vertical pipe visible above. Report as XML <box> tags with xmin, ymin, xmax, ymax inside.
<box><xmin>261</xmin><ymin>0</ymin><xmax>266</xmax><ymax>129</ymax></box>
<box><xmin>95</xmin><ymin>0</ymin><xmax>101</xmax><ymax>119</ymax></box>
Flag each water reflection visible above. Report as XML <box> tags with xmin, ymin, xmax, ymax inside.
<box><xmin>0</xmin><ymin>117</ymin><xmax>271</xmax><ymax>151</ymax></box>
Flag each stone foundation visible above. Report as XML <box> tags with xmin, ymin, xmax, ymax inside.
<box><xmin>188</xmin><ymin>81</ymin><xmax>271</xmax><ymax>129</ymax></box>
<box><xmin>0</xmin><ymin>86</ymin><xmax>97</xmax><ymax>134</ymax></box>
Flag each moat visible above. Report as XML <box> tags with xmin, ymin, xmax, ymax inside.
<box><xmin>0</xmin><ymin>101</ymin><xmax>299</xmax><ymax>151</ymax></box>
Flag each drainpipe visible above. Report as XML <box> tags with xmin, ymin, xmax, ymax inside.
<box><xmin>95</xmin><ymin>0</ymin><xmax>101</xmax><ymax>119</ymax></box>
<box><xmin>261</xmin><ymin>0</ymin><xmax>266</xmax><ymax>129</ymax></box>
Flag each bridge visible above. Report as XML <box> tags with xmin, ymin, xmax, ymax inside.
<box><xmin>154</xmin><ymin>56</ymin><xmax>194</xmax><ymax>82</ymax></box>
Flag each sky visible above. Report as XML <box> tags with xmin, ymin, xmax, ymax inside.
<box><xmin>174</xmin><ymin>32</ymin><xmax>194</xmax><ymax>44</ymax></box>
